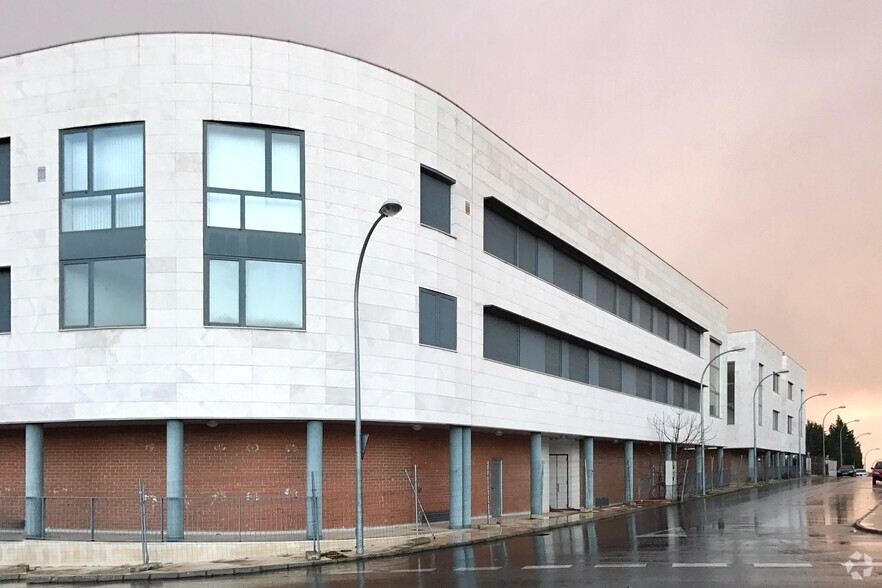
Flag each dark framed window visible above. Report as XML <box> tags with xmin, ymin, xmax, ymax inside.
<box><xmin>204</xmin><ymin>122</ymin><xmax>305</xmax><ymax>329</ymax></box>
<box><xmin>727</xmin><ymin>361</ymin><xmax>736</xmax><ymax>424</ymax></box>
<box><xmin>59</xmin><ymin>123</ymin><xmax>146</xmax><ymax>329</ymax></box>
<box><xmin>709</xmin><ymin>339</ymin><xmax>721</xmax><ymax>418</ymax></box>
<box><xmin>0</xmin><ymin>267</ymin><xmax>9</xmax><ymax>332</ymax></box>
<box><xmin>758</xmin><ymin>363</ymin><xmax>764</xmax><ymax>426</ymax></box>
<box><xmin>772</xmin><ymin>410</ymin><xmax>780</xmax><ymax>431</ymax></box>
<box><xmin>553</xmin><ymin>249</ymin><xmax>581</xmax><ymax>296</ymax></box>
<box><xmin>636</xmin><ymin>367</ymin><xmax>652</xmax><ymax>399</ymax></box>
<box><xmin>483</xmin><ymin>314</ymin><xmax>519</xmax><ymax>365</ymax></box>
<box><xmin>0</xmin><ymin>138</ymin><xmax>9</xmax><ymax>203</ymax></box>
<box><xmin>787</xmin><ymin>415</ymin><xmax>793</xmax><ymax>434</ymax></box>
<box><xmin>420</xmin><ymin>166</ymin><xmax>453</xmax><ymax>234</ymax></box>
<box><xmin>62</xmin><ymin>257</ymin><xmax>145</xmax><ymax>328</ymax></box>
<box><xmin>598</xmin><ymin>354</ymin><xmax>622</xmax><ymax>391</ymax></box>
<box><xmin>419</xmin><ymin>288</ymin><xmax>457</xmax><ymax>350</ymax></box>
<box><xmin>484</xmin><ymin>209</ymin><xmax>517</xmax><ymax>264</ymax></box>
<box><xmin>788</xmin><ymin>381</ymin><xmax>793</xmax><ymax>400</ymax></box>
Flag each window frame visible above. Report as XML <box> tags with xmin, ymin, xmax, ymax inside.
<box><xmin>0</xmin><ymin>267</ymin><xmax>9</xmax><ymax>333</ymax></box>
<box><xmin>0</xmin><ymin>137</ymin><xmax>10</xmax><ymax>203</ymax></box>
<box><xmin>60</xmin><ymin>256</ymin><xmax>146</xmax><ymax>329</ymax></box>
<box><xmin>418</xmin><ymin>287</ymin><xmax>457</xmax><ymax>351</ymax></box>
<box><xmin>59</xmin><ymin>123</ymin><xmax>146</xmax><ymax>233</ymax></box>
<box><xmin>419</xmin><ymin>165</ymin><xmax>455</xmax><ymax>235</ymax></box>
<box><xmin>203</xmin><ymin>122</ymin><xmax>307</xmax><ymax>330</ymax></box>
<box><xmin>772</xmin><ymin>410</ymin><xmax>780</xmax><ymax>431</ymax></box>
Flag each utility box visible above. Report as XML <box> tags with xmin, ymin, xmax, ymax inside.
<box><xmin>826</xmin><ymin>460</ymin><xmax>838</xmax><ymax>477</ymax></box>
<box><xmin>665</xmin><ymin>460</ymin><xmax>677</xmax><ymax>500</ymax></box>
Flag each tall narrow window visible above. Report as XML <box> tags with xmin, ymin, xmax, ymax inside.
<box><xmin>772</xmin><ymin>410</ymin><xmax>780</xmax><ymax>431</ymax></box>
<box><xmin>773</xmin><ymin>373</ymin><xmax>779</xmax><ymax>394</ymax></box>
<box><xmin>0</xmin><ymin>138</ymin><xmax>9</xmax><ymax>203</ymax></box>
<box><xmin>787</xmin><ymin>415</ymin><xmax>793</xmax><ymax>434</ymax></box>
<box><xmin>204</xmin><ymin>123</ymin><xmax>305</xmax><ymax>328</ymax></box>
<box><xmin>788</xmin><ymin>381</ymin><xmax>793</xmax><ymax>400</ymax></box>
<box><xmin>0</xmin><ymin>267</ymin><xmax>9</xmax><ymax>332</ymax></box>
<box><xmin>60</xmin><ymin>123</ymin><xmax>146</xmax><ymax>328</ymax></box>
<box><xmin>709</xmin><ymin>340</ymin><xmax>721</xmax><ymax>418</ymax></box>
<box><xmin>419</xmin><ymin>288</ymin><xmax>457</xmax><ymax>350</ymax></box>
<box><xmin>727</xmin><ymin>361</ymin><xmax>736</xmax><ymax>424</ymax></box>
<box><xmin>420</xmin><ymin>166</ymin><xmax>453</xmax><ymax>234</ymax></box>
<box><xmin>758</xmin><ymin>363</ymin><xmax>764</xmax><ymax>427</ymax></box>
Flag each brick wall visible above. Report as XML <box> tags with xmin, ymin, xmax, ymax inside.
<box><xmin>471</xmin><ymin>432</ymin><xmax>530</xmax><ymax>517</ymax></box>
<box><xmin>0</xmin><ymin>429</ymin><xmax>24</xmax><ymax>496</ymax></box>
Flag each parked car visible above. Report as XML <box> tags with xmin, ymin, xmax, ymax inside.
<box><xmin>838</xmin><ymin>465</ymin><xmax>856</xmax><ymax>477</ymax></box>
<box><xmin>854</xmin><ymin>469</ymin><xmax>869</xmax><ymax>477</ymax></box>
<box><xmin>872</xmin><ymin>461</ymin><xmax>882</xmax><ymax>486</ymax></box>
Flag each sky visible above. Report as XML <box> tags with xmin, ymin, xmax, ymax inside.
<box><xmin>1</xmin><ymin>0</ymin><xmax>879</xmax><ymax>443</ymax></box>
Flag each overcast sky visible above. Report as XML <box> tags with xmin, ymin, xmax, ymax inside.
<box><xmin>2</xmin><ymin>0</ymin><xmax>880</xmax><ymax>439</ymax></box>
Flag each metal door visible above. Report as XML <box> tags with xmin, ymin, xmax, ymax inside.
<box><xmin>490</xmin><ymin>459</ymin><xmax>503</xmax><ymax>518</ymax></box>
<box><xmin>550</xmin><ymin>454</ymin><xmax>569</xmax><ymax>509</ymax></box>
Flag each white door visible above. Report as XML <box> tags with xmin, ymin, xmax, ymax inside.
<box><xmin>550</xmin><ymin>454</ymin><xmax>569</xmax><ymax>509</ymax></box>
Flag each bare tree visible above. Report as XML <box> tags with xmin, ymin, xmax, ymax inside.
<box><xmin>649</xmin><ymin>410</ymin><xmax>715</xmax><ymax>501</ymax></box>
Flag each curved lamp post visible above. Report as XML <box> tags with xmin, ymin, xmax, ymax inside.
<box><xmin>353</xmin><ymin>199</ymin><xmax>402</xmax><ymax>554</ymax></box>
<box><xmin>854</xmin><ymin>433</ymin><xmax>871</xmax><ymax>466</ymax></box>
<box><xmin>797</xmin><ymin>393</ymin><xmax>827</xmax><ymax>476</ymax></box>
<box><xmin>839</xmin><ymin>419</ymin><xmax>860</xmax><ymax>468</ymax></box>
<box><xmin>864</xmin><ymin>448</ymin><xmax>880</xmax><ymax>470</ymax></box>
<box><xmin>699</xmin><ymin>346</ymin><xmax>745</xmax><ymax>494</ymax></box>
<box><xmin>820</xmin><ymin>405</ymin><xmax>846</xmax><ymax>476</ymax></box>
<box><xmin>752</xmin><ymin>370</ymin><xmax>788</xmax><ymax>482</ymax></box>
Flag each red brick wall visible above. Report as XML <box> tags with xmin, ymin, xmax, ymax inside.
<box><xmin>471</xmin><ymin>432</ymin><xmax>530</xmax><ymax>517</ymax></box>
<box><xmin>593</xmin><ymin>440</ymin><xmax>625</xmax><ymax>504</ymax></box>
<box><xmin>0</xmin><ymin>429</ymin><xmax>24</xmax><ymax>496</ymax></box>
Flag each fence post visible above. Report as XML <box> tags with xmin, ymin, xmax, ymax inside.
<box><xmin>414</xmin><ymin>465</ymin><xmax>420</xmax><ymax>535</ymax></box>
<box><xmin>311</xmin><ymin>472</ymin><xmax>320</xmax><ymax>555</ymax></box>
<box><xmin>160</xmin><ymin>498</ymin><xmax>165</xmax><ymax>542</ymax></box>
<box><xmin>486</xmin><ymin>461</ymin><xmax>491</xmax><ymax>525</ymax></box>
<box><xmin>138</xmin><ymin>481</ymin><xmax>149</xmax><ymax>565</ymax></box>
<box><xmin>237</xmin><ymin>497</ymin><xmax>242</xmax><ymax>542</ymax></box>
<box><xmin>89</xmin><ymin>497</ymin><xmax>95</xmax><ymax>542</ymax></box>
<box><xmin>41</xmin><ymin>497</ymin><xmax>46</xmax><ymax>539</ymax></box>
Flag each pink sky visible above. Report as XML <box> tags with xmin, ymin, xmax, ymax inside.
<box><xmin>1</xmin><ymin>0</ymin><xmax>880</xmax><ymax>441</ymax></box>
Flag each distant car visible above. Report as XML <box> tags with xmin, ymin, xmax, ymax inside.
<box><xmin>872</xmin><ymin>461</ymin><xmax>882</xmax><ymax>486</ymax></box>
<box><xmin>855</xmin><ymin>469</ymin><xmax>868</xmax><ymax>477</ymax></box>
<box><xmin>838</xmin><ymin>465</ymin><xmax>856</xmax><ymax>477</ymax></box>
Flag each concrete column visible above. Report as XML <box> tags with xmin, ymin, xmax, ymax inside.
<box><xmin>166</xmin><ymin>420</ymin><xmax>184</xmax><ymax>542</ymax></box>
<box><xmin>717</xmin><ymin>447</ymin><xmax>725</xmax><ymax>487</ymax></box>
<box><xmin>530</xmin><ymin>433</ymin><xmax>543</xmax><ymax>516</ymax></box>
<box><xmin>449</xmin><ymin>426</ymin><xmax>463</xmax><ymax>529</ymax></box>
<box><xmin>583</xmin><ymin>437</ymin><xmax>594</xmax><ymax>509</ymax></box>
<box><xmin>461</xmin><ymin>426</ymin><xmax>472</xmax><ymax>528</ymax></box>
<box><xmin>25</xmin><ymin>424</ymin><xmax>44</xmax><ymax>539</ymax></box>
<box><xmin>749</xmin><ymin>447</ymin><xmax>756</xmax><ymax>482</ymax></box>
<box><xmin>696</xmin><ymin>446</ymin><xmax>705</xmax><ymax>494</ymax></box>
<box><xmin>624</xmin><ymin>440</ymin><xmax>634</xmax><ymax>504</ymax></box>
<box><xmin>306</xmin><ymin>420</ymin><xmax>323</xmax><ymax>539</ymax></box>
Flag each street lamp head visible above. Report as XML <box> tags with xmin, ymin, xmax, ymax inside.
<box><xmin>731</xmin><ymin>346</ymin><xmax>747</xmax><ymax>352</ymax></box>
<box><xmin>378</xmin><ymin>200</ymin><xmax>402</xmax><ymax>218</ymax></box>
<box><xmin>837</xmin><ymin>405</ymin><xmax>846</xmax><ymax>409</ymax></box>
<box><xmin>774</xmin><ymin>370</ymin><xmax>789</xmax><ymax>375</ymax></box>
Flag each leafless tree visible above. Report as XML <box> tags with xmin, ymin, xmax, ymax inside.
<box><xmin>649</xmin><ymin>410</ymin><xmax>715</xmax><ymax>501</ymax></box>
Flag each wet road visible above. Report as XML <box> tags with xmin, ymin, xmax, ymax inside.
<box><xmin>54</xmin><ymin>477</ymin><xmax>882</xmax><ymax>586</ymax></box>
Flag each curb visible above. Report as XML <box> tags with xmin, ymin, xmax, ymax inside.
<box><xmin>854</xmin><ymin>502</ymin><xmax>882</xmax><ymax>535</ymax></box>
<box><xmin>5</xmin><ymin>476</ymin><xmax>813</xmax><ymax>584</ymax></box>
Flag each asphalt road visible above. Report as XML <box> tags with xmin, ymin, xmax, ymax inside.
<box><xmin>55</xmin><ymin>477</ymin><xmax>882</xmax><ymax>587</ymax></box>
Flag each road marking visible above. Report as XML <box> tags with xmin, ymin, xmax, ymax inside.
<box><xmin>638</xmin><ymin>526</ymin><xmax>688</xmax><ymax>538</ymax></box>
<box><xmin>753</xmin><ymin>563</ymin><xmax>813</xmax><ymax>568</ymax></box>
<box><xmin>522</xmin><ymin>564</ymin><xmax>573</xmax><ymax>569</ymax></box>
<box><xmin>324</xmin><ymin>570</ymin><xmax>372</xmax><ymax>575</ymax></box>
<box><xmin>672</xmin><ymin>563</ymin><xmax>728</xmax><ymax>568</ymax></box>
<box><xmin>391</xmin><ymin>568</ymin><xmax>436</xmax><ymax>573</ymax></box>
<box><xmin>454</xmin><ymin>567</ymin><xmax>503</xmax><ymax>571</ymax></box>
<box><xmin>595</xmin><ymin>563</ymin><xmax>648</xmax><ymax>568</ymax></box>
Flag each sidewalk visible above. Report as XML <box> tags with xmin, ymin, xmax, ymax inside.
<box><xmin>854</xmin><ymin>500</ymin><xmax>882</xmax><ymax>535</ymax></box>
<box><xmin>0</xmin><ymin>480</ymin><xmax>767</xmax><ymax>584</ymax></box>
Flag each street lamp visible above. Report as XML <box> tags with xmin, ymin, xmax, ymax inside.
<box><xmin>839</xmin><ymin>419</ymin><xmax>860</xmax><ymax>468</ymax></box>
<box><xmin>752</xmin><ymin>370</ymin><xmax>788</xmax><ymax>482</ymax></box>
<box><xmin>864</xmin><ymin>448</ymin><xmax>880</xmax><ymax>470</ymax></box>
<box><xmin>699</xmin><ymin>346</ymin><xmax>745</xmax><ymax>494</ymax></box>
<box><xmin>353</xmin><ymin>199</ymin><xmax>402</xmax><ymax>555</ymax></box>
<box><xmin>821</xmin><ymin>406</ymin><xmax>846</xmax><ymax>476</ymax></box>
<box><xmin>797</xmin><ymin>393</ymin><xmax>827</xmax><ymax>476</ymax></box>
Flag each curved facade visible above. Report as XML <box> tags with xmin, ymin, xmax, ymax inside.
<box><xmin>0</xmin><ymin>34</ymin><xmax>793</xmax><ymax>545</ymax></box>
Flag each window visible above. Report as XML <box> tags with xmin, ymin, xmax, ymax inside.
<box><xmin>60</xmin><ymin>123</ymin><xmax>146</xmax><ymax>328</ymax></box>
<box><xmin>420</xmin><ymin>166</ymin><xmax>453</xmax><ymax>234</ymax></box>
<box><xmin>482</xmin><ymin>310</ymin><xmax>700</xmax><ymax>412</ymax></box>
<box><xmin>772</xmin><ymin>410</ymin><xmax>780</xmax><ymax>431</ymax></box>
<box><xmin>0</xmin><ymin>267</ymin><xmax>9</xmax><ymax>332</ymax></box>
<box><xmin>787</xmin><ymin>415</ymin><xmax>793</xmax><ymax>434</ymax></box>
<box><xmin>788</xmin><ymin>381</ymin><xmax>793</xmax><ymax>400</ymax></box>
<box><xmin>0</xmin><ymin>138</ymin><xmax>9</xmax><ymax>203</ymax></box>
<box><xmin>481</xmin><ymin>199</ymin><xmax>706</xmax><ymax>355</ymax></box>
<box><xmin>758</xmin><ymin>363</ymin><xmax>764</xmax><ymax>426</ymax></box>
<box><xmin>204</xmin><ymin>123</ymin><xmax>305</xmax><ymax>329</ymax></box>
<box><xmin>708</xmin><ymin>339</ymin><xmax>721</xmax><ymax>418</ymax></box>
<box><xmin>727</xmin><ymin>361</ymin><xmax>736</xmax><ymax>424</ymax></box>
<box><xmin>773</xmin><ymin>373</ymin><xmax>779</xmax><ymax>394</ymax></box>
<box><xmin>419</xmin><ymin>288</ymin><xmax>456</xmax><ymax>350</ymax></box>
